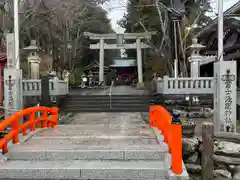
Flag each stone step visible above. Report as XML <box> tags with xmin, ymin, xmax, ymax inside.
<box><xmin>65</xmin><ymin>94</ymin><xmax>152</xmax><ymax>112</ymax></box>
<box><xmin>7</xmin><ymin>128</ymin><xmax>167</xmax><ymax>161</ymax></box>
<box><xmin>64</xmin><ymin>103</ymin><xmax>150</xmax><ymax>108</ymax></box>
<box><xmin>64</xmin><ymin>107</ymin><xmax>149</xmax><ymax>112</ymax></box>
<box><xmin>67</xmin><ymin>98</ymin><xmax>151</xmax><ymax>102</ymax></box>
<box><xmin>67</xmin><ymin>94</ymin><xmax>153</xmax><ymax>98</ymax></box>
<box><xmin>0</xmin><ymin>159</ymin><xmax>168</xmax><ymax>180</ymax></box>
<box><xmin>66</xmin><ymin>100</ymin><xmax>151</xmax><ymax>104</ymax></box>
<box><xmin>6</xmin><ymin>148</ymin><xmax>168</xmax><ymax>161</ymax></box>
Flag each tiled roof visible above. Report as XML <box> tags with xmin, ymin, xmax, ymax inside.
<box><xmin>197</xmin><ymin>1</ymin><xmax>240</xmax><ymax>37</ymax></box>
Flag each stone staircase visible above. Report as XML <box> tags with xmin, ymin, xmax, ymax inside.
<box><xmin>63</xmin><ymin>95</ymin><xmax>152</xmax><ymax>112</ymax></box>
<box><xmin>0</xmin><ymin>120</ymin><xmax>188</xmax><ymax>179</ymax></box>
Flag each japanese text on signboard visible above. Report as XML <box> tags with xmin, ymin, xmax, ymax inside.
<box><xmin>221</xmin><ymin>69</ymin><xmax>235</xmax><ymax>132</ymax></box>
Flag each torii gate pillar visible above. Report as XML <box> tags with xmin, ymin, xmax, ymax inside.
<box><xmin>136</xmin><ymin>38</ymin><xmax>143</xmax><ymax>85</ymax></box>
<box><xmin>99</xmin><ymin>38</ymin><xmax>104</xmax><ymax>82</ymax></box>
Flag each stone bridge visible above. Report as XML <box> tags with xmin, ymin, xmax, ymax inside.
<box><xmin>0</xmin><ymin>87</ymin><xmax>188</xmax><ymax>180</ymax></box>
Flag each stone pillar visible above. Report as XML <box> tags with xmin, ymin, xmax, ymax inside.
<box><xmin>4</xmin><ymin>33</ymin><xmax>22</xmax><ymax>119</ymax></box>
<box><xmin>136</xmin><ymin>38</ymin><xmax>143</xmax><ymax>88</ymax></box>
<box><xmin>28</xmin><ymin>54</ymin><xmax>40</xmax><ymax>79</ymax></box>
<box><xmin>99</xmin><ymin>38</ymin><xmax>104</xmax><ymax>83</ymax></box>
<box><xmin>214</xmin><ymin>61</ymin><xmax>237</xmax><ymax>133</ymax></box>
<box><xmin>174</xmin><ymin>59</ymin><xmax>178</xmax><ymax>78</ymax></box>
<box><xmin>189</xmin><ymin>38</ymin><xmax>205</xmax><ymax>77</ymax></box>
<box><xmin>189</xmin><ymin>55</ymin><xmax>201</xmax><ymax>77</ymax></box>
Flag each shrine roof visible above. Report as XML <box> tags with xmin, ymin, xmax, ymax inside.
<box><xmin>197</xmin><ymin>1</ymin><xmax>240</xmax><ymax>38</ymax></box>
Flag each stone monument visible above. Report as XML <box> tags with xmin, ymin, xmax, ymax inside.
<box><xmin>4</xmin><ymin>33</ymin><xmax>23</xmax><ymax>119</ymax></box>
<box><xmin>214</xmin><ymin>60</ymin><xmax>237</xmax><ymax>132</ymax></box>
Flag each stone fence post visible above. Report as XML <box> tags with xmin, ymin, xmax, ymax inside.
<box><xmin>201</xmin><ymin>122</ymin><xmax>214</xmax><ymax>180</ymax></box>
<box><xmin>40</xmin><ymin>75</ymin><xmax>51</xmax><ymax>107</ymax></box>
<box><xmin>163</xmin><ymin>75</ymin><xmax>168</xmax><ymax>93</ymax></box>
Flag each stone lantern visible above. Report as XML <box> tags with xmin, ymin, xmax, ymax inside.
<box><xmin>23</xmin><ymin>40</ymin><xmax>41</xmax><ymax>79</ymax></box>
<box><xmin>188</xmin><ymin>38</ymin><xmax>205</xmax><ymax>77</ymax></box>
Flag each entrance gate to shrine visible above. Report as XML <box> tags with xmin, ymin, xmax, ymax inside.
<box><xmin>84</xmin><ymin>32</ymin><xmax>156</xmax><ymax>88</ymax></box>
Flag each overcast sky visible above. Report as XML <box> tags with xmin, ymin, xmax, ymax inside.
<box><xmin>103</xmin><ymin>0</ymin><xmax>240</xmax><ymax>33</ymax></box>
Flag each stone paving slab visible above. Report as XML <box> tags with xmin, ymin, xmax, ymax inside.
<box><xmin>35</xmin><ymin>125</ymin><xmax>155</xmax><ymax>137</ymax></box>
<box><xmin>68</xmin><ymin>112</ymin><xmax>144</xmax><ymax>124</ymax></box>
<box><xmin>30</xmin><ymin>135</ymin><xmax>157</xmax><ymax>139</ymax></box>
<box><xmin>23</xmin><ymin>137</ymin><xmax>158</xmax><ymax>146</ymax></box>
<box><xmin>0</xmin><ymin>160</ymin><xmax>168</xmax><ymax>180</ymax></box>
<box><xmin>8</xmin><ymin>144</ymin><xmax>167</xmax><ymax>151</ymax></box>
<box><xmin>49</xmin><ymin>124</ymin><xmax>150</xmax><ymax>130</ymax></box>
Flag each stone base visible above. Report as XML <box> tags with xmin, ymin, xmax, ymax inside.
<box><xmin>165</xmin><ymin>153</ymin><xmax>189</xmax><ymax>180</ymax></box>
<box><xmin>168</xmin><ymin>169</ymin><xmax>189</xmax><ymax>180</ymax></box>
<box><xmin>136</xmin><ymin>82</ymin><xmax>145</xmax><ymax>89</ymax></box>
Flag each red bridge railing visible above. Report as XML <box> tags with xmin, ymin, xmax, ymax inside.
<box><xmin>149</xmin><ymin>105</ymin><xmax>182</xmax><ymax>175</ymax></box>
<box><xmin>0</xmin><ymin>106</ymin><xmax>58</xmax><ymax>154</ymax></box>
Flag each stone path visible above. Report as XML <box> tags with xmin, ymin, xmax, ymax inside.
<box><xmin>68</xmin><ymin>112</ymin><xmax>146</xmax><ymax>124</ymax></box>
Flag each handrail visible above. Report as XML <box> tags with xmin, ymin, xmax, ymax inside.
<box><xmin>109</xmin><ymin>80</ymin><xmax>114</xmax><ymax>109</ymax></box>
<box><xmin>0</xmin><ymin>106</ymin><xmax>58</xmax><ymax>154</ymax></box>
<box><xmin>149</xmin><ymin>105</ymin><xmax>182</xmax><ymax>175</ymax></box>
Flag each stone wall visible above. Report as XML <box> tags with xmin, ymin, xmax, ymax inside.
<box><xmin>183</xmin><ymin>134</ymin><xmax>240</xmax><ymax>179</ymax></box>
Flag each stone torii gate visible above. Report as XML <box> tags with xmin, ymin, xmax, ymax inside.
<box><xmin>84</xmin><ymin>32</ymin><xmax>156</xmax><ymax>87</ymax></box>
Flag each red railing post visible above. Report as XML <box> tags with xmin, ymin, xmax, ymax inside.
<box><xmin>149</xmin><ymin>106</ymin><xmax>157</xmax><ymax>127</ymax></box>
<box><xmin>2</xmin><ymin>143</ymin><xmax>8</xmax><ymax>154</ymax></box>
<box><xmin>42</xmin><ymin>110</ymin><xmax>48</xmax><ymax>128</ymax></box>
<box><xmin>168</xmin><ymin>123</ymin><xmax>172</xmax><ymax>153</ymax></box>
<box><xmin>29</xmin><ymin>112</ymin><xmax>35</xmax><ymax>132</ymax></box>
<box><xmin>149</xmin><ymin>106</ymin><xmax>183</xmax><ymax>174</ymax></box>
<box><xmin>156</xmin><ymin>108</ymin><xmax>163</xmax><ymax>132</ymax></box>
<box><xmin>12</xmin><ymin>118</ymin><xmax>19</xmax><ymax>144</ymax></box>
<box><xmin>171</xmin><ymin>121</ymin><xmax>182</xmax><ymax>174</ymax></box>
